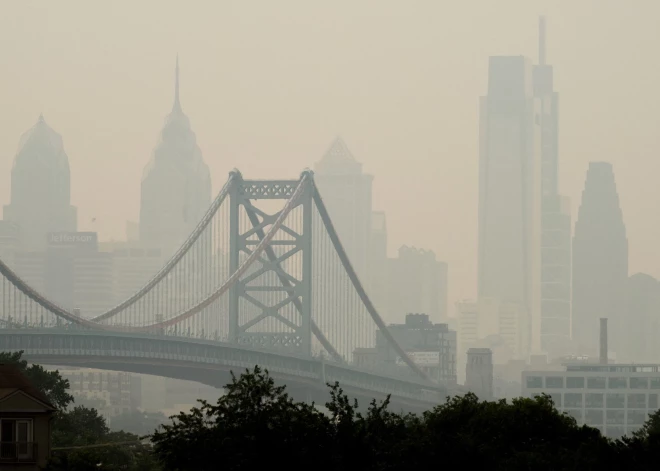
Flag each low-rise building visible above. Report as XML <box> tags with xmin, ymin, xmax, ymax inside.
<box><xmin>59</xmin><ymin>368</ymin><xmax>141</xmax><ymax>419</ymax></box>
<box><xmin>353</xmin><ymin>313</ymin><xmax>457</xmax><ymax>385</ymax></box>
<box><xmin>522</xmin><ymin>363</ymin><xmax>660</xmax><ymax>438</ymax></box>
<box><xmin>0</xmin><ymin>364</ymin><xmax>56</xmax><ymax>470</ymax></box>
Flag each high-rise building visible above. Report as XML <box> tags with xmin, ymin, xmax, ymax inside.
<box><xmin>367</xmin><ymin>211</ymin><xmax>388</xmax><ymax>314</ymax></box>
<box><xmin>140</xmin><ymin>57</ymin><xmax>212</xmax><ymax>258</ymax></box>
<box><xmin>457</xmin><ymin>298</ymin><xmax>526</xmax><ymax>366</ymax></box>
<box><xmin>385</xmin><ymin>246</ymin><xmax>448</xmax><ymax>323</ymax></box>
<box><xmin>3</xmin><ymin>115</ymin><xmax>77</xmax><ymax>250</ymax></box>
<box><xmin>98</xmin><ymin>241</ymin><xmax>164</xmax><ymax>306</ymax></box>
<box><xmin>478</xmin><ymin>55</ymin><xmax>543</xmax><ymax>357</ymax></box>
<box><xmin>0</xmin><ymin>221</ymin><xmax>19</xmax><ymax>268</ymax></box>
<box><xmin>622</xmin><ymin>273</ymin><xmax>660</xmax><ymax>362</ymax></box>
<box><xmin>313</xmin><ymin>137</ymin><xmax>373</xmax><ymax>282</ymax></box>
<box><xmin>572</xmin><ymin>162</ymin><xmax>628</xmax><ymax>357</ymax></box>
<box><xmin>44</xmin><ymin>232</ymin><xmax>113</xmax><ymax>318</ymax></box>
<box><xmin>534</xmin><ymin>17</ymin><xmax>572</xmax><ymax>357</ymax></box>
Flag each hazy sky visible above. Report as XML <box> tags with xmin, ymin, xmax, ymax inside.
<box><xmin>2</xmin><ymin>1</ymin><xmax>660</xmax><ymax>314</ymax></box>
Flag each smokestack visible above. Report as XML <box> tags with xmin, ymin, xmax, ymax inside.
<box><xmin>600</xmin><ymin>318</ymin><xmax>608</xmax><ymax>364</ymax></box>
<box><xmin>539</xmin><ymin>16</ymin><xmax>546</xmax><ymax>65</ymax></box>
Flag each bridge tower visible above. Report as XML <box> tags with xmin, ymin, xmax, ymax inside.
<box><xmin>228</xmin><ymin>171</ymin><xmax>313</xmax><ymax>355</ymax></box>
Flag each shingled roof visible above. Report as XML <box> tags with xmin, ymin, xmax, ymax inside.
<box><xmin>0</xmin><ymin>363</ymin><xmax>56</xmax><ymax>409</ymax></box>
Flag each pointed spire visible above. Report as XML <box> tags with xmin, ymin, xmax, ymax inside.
<box><xmin>38</xmin><ymin>113</ymin><xmax>45</xmax><ymax>124</ymax></box>
<box><xmin>539</xmin><ymin>16</ymin><xmax>546</xmax><ymax>65</ymax></box>
<box><xmin>173</xmin><ymin>54</ymin><xmax>182</xmax><ymax>113</ymax></box>
<box><xmin>322</xmin><ymin>136</ymin><xmax>356</xmax><ymax>163</ymax></box>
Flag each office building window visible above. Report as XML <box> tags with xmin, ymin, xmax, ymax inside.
<box><xmin>630</xmin><ymin>377</ymin><xmax>648</xmax><ymax>389</ymax></box>
<box><xmin>606</xmin><ymin>394</ymin><xmax>625</xmax><ymax>409</ymax></box>
<box><xmin>564</xmin><ymin>393</ymin><xmax>583</xmax><ymax>408</ymax></box>
<box><xmin>545</xmin><ymin>376</ymin><xmax>564</xmax><ymax>389</ymax></box>
<box><xmin>587</xmin><ymin>377</ymin><xmax>606</xmax><ymax>389</ymax></box>
<box><xmin>627</xmin><ymin>394</ymin><xmax>646</xmax><ymax>409</ymax></box>
<box><xmin>566</xmin><ymin>377</ymin><xmax>585</xmax><ymax>389</ymax></box>
<box><xmin>608</xmin><ymin>377</ymin><xmax>627</xmax><ymax>389</ymax></box>
<box><xmin>585</xmin><ymin>409</ymin><xmax>603</xmax><ymax>426</ymax></box>
<box><xmin>585</xmin><ymin>393</ymin><xmax>604</xmax><ymax>408</ymax></box>
<box><xmin>526</xmin><ymin>376</ymin><xmax>542</xmax><ymax>388</ymax></box>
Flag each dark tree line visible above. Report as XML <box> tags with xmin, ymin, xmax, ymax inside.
<box><xmin>5</xmin><ymin>350</ymin><xmax>660</xmax><ymax>470</ymax></box>
<box><xmin>151</xmin><ymin>366</ymin><xmax>660</xmax><ymax>471</ymax></box>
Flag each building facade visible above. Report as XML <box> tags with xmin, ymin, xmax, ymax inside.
<box><xmin>478</xmin><ymin>55</ymin><xmax>542</xmax><ymax>358</ymax></box>
<box><xmin>374</xmin><ymin>313</ymin><xmax>457</xmax><ymax>384</ymax></box>
<box><xmin>533</xmin><ymin>18</ymin><xmax>572</xmax><ymax>357</ymax></box>
<box><xmin>140</xmin><ymin>57</ymin><xmax>212</xmax><ymax>259</ymax></box>
<box><xmin>59</xmin><ymin>368</ymin><xmax>142</xmax><ymax>418</ymax></box>
<box><xmin>523</xmin><ymin>364</ymin><xmax>660</xmax><ymax>438</ymax></box>
<box><xmin>99</xmin><ymin>241</ymin><xmax>164</xmax><ymax>305</ymax></box>
<box><xmin>623</xmin><ymin>273</ymin><xmax>660</xmax><ymax>362</ymax></box>
<box><xmin>466</xmin><ymin>348</ymin><xmax>494</xmax><ymax>400</ymax></box>
<box><xmin>572</xmin><ymin>162</ymin><xmax>628</xmax><ymax>358</ymax></box>
<box><xmin>3</xmin><ymin>115</ymin><xmax>77</xmax><ymax>251</ymax></box>
<box><xmin>313</xmin><ymin>137</ymin><xmax>373</xmax><ymax>283</ymax></box>
<box><xmin>385</xmin><ymin>246</ymin><xmax>448</xmax><ymax>323</ymax></box>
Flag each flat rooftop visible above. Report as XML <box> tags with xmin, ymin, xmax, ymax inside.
<box><xmin>563</xmin><ymin>364</ymin><xmax>660</xmax><ymax>373</ymax></box>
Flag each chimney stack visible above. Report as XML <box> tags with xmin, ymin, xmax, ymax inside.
<box><xmin>600</xmin><ymin>318</ymin><xmax>608</xmax><ymax>364</ymax></box>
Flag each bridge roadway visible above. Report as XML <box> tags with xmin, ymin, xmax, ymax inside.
<box><xmin>0</xmin><ymin>329</ymin><xmax>445</xmax><ymax>412</ymax></box>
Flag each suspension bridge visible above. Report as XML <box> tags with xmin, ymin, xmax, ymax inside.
<box><xmin>0</xmin><ymin>170</ymin><xmax>447</xmax><ymax>410</ymax></box>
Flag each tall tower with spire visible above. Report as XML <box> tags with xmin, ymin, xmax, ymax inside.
<box><xmin>534</xmin><ymin>17</ymin><xmax>572</xmax><ymax>357</ymax></box>
<box><xmin>314</xmin><ymin>137</ymin><xmax>373</xmax><ymax>282</ymax></box>
<box><xmin>3</xmin><ymin>115</ymin><xmax>77</xmax><ymax>250</ymax></box>
<box><xmin>139</xmin><ymin>57</ymin><xmax>212</xmax><ymax>257</ymax></box>
<box><xmin>478</xmin><ymin>53</ymin><xmax>542</xmax><ymax>359</ymax></box>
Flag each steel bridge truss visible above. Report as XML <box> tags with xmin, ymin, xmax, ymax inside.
<box><xmin>229</xmin><ymin>177</ymin><xmax>313</xmax><ymax>354</ymax></box>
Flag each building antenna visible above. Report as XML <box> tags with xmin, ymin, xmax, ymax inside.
<box><xmin>539</xmin><ymin>16</ymin><xmax>546</xmax><ymax>65</ymax></box>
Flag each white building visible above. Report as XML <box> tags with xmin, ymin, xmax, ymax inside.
<box><xmin>478</xmin><ymin>56</ymin><xmax>543</xmax><ymax>357</ymax></box>
<box><xmin>522</xmin><ymin>363</ymin><xmax>660</xmax><ymax>438</ymax></box>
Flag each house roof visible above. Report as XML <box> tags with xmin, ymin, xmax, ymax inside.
<box><xmin>0</xmin><ymin>364</ymin><xmax>56</xmax><ymax>409</ymax></box>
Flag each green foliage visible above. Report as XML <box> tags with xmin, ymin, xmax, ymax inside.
<box><xmin>0</xmin><ymin>350</ymin><xmax>73</xmax><ymax>409</ymax></box>
<box><xmin>150</xmin><ymin>367</ymin><xmax>660</xmax><ymax>471</ymax></box>
<box><xmin>151</xmin><ymin>366</ymin><xmax>331</xmax><ymax>471</ymax></box>
<box><xmin>49</xmin><ymin>406</ymin><xmax>159</xmax><ymax>471</ymax></box>
<box><xmin>0</xmin><ymin>351</ymin><xmax>158</xmax><ymax>470</ymax></box>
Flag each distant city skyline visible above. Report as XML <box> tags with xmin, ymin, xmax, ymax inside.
<box><xmin>2</xmin><ymin>1</ymin><xmax>660</xmax><ymax>312</ymax></box>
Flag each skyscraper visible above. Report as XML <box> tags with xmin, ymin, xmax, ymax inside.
<box><xmin>572</xmin><ymin>162</ymin><xmax>628</xmax><ymax>357</ymax></box>
<box><xmin>533</xmin><ymin>17</ymin><xmax>572</xmax><ymax>356</ymax></box>
<box><xmin>385</xmin><ymin>246</ymin><xmax>448</xmax><ymax>323</ymax></box>
<box><xmin>478</xmin><ymin>55</ymin><xmax>543</xmax><ymax>358</ymax></box>
<box><xmin>140</xmin><ymin>57</ymin><xmax>212</xmax><ymax>258</ymax></box>
<box><xmin>3</xmin><ymin>115</ymin><xmax>77</xmax><ymax>250</ymax></box>
<box><xmin>624</xmin><ymin>273</ymin><xmax>660</xmax><ymax>362</ymax></box>
<box><xmin>313</xmin><ymin>137</ymin><xmax>373</xmax><ymax>282</ymax></box>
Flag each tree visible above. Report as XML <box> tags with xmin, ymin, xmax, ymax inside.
<box><xmin>151</xmin><ymin>366</ymin><xmax>334</xmax><ymax>471</ymax></box>
<box><xmin>49</xmin><ymin>406</ymin><xmax>159</xmax><ymax>471</ymax></box>
<box><xmin>0</xmin><ymin>350</ymin><xmax>73</xmax><ymax>409</ymax></box>
<box><xmin>151</xmin><ymin>368</ymin><xmax>620</xmax><ymax>471</ymax></box>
